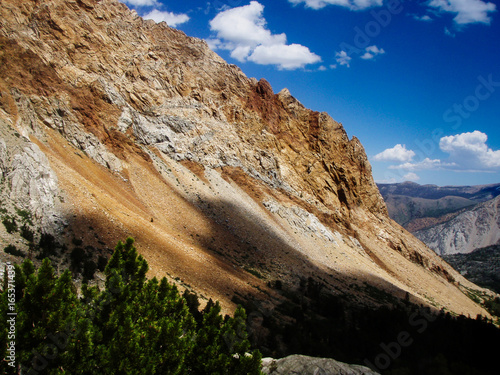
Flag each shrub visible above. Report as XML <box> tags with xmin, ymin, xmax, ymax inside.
<box><xmin>70</xmin><ymin>247</ymin><xmax>86</xmax><ymax>273</ymax></box>
<box><xmin>97</xmin><ymin>255</ymin><xmax>108</xmax><ymax>271</ymax></box>
<box><xmin>4</xmin><ymin>244</ymin><xmax>24</xmax><ymax>257</ymax></box>
<box><xmin>38</xmin><ymin>233</ymin><xmax>58</xmax><ymax>257</ymax></box>
<box><xmin>20</xmin><ymin>225</ymin><xmax>34</xmax><ymax>243</ymax></box>
<box><xmin>2</xmin><ymin>217</ymin><xmax>17</xmax><ymax>234</ymax></box>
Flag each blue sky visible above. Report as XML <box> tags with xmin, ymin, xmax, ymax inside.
<box><xmin>122</xmin><ymin>0</ymin><xmax>500</xmax><ymax>186</ymax></box>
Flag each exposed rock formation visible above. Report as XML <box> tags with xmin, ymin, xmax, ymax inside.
<box><xmin>262</xmin><ymin>355</ymin><xmax>379</xmax><ymax>375</ymax></box>
<box><xmin>415</xmin><ymin>196</ymin><xmax>500</xmax><ymax>255</ymax></box>
<box><xmin>0</xmin><ymin>117</ymin><xmax>65</xmax><ymax>235</ymax></box>
<box><xmin>0</xmin><ymin>0</ymin><xmax>493</xmax><ymax>318</ymax></box>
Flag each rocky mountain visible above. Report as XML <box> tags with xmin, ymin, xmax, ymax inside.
<box><xmin>414</xmin><ymin>195</ymin><xmax>500</xmax><ymax>255</ymax></box>
<box><xmin>0</xmin><ymin>0</ymin><xmax>492</xmax><ymax>326</ymax></box>
<box><xmin>377</xmin><ymin>181</ymin><xmax>500</xmax><ymax>232</ymax></box>
<box><xmin>377</xmin><ymin>181</ymin><xmax>500</xmax><ymax>201</ymax></box>
<box><xmin>377</xmin><ymin>182</ymin><xmax>500</xmax><ymax>255</ymax></box>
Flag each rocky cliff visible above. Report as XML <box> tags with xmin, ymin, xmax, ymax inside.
<box><xmin>0</xmin><ymin>0</ymin><xmax>492</xmax><ymax>317</ymax></box>
<box><xmin>415</xmin><ymin>195</ymin><xmax>500</xmax><ymax>255</ymax></box>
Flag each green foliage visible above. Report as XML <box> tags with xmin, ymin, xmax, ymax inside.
<box><xmin>97</xmin><ymin>255</ymin><xmax>108</xmax><ymax>271</ymax></box>
<box><xmin>16</xmin><ymin>208</ymin><xmax>33</xmax><ymax>226</ymax></box>
<box><xmin>0</xmin><ymin>237</ymin><xmax>262</xmax><ymax>375</ymax></box>
<box><xmin>19</xmin><ymin>225</ymin><xmax>34</xmax><ymax>243</ymax></box>
<box><xmin>82</xmin><ymin>259</ymin><xmax>97</xmax><ymax>281</ymax></box>
<box><xmin>2</xmin><ymin>216</ymin><xmax>17</xmax><ymax>233</ymax></box>
<box><xmin>4</xmin><ymin>244</ymin><xmax>24</xmax><ymax>257</ymax></box>
<box><xmin>38</xmin><ymin>233</ymin><xmax>58</xmax><ymax>257</ymax></box>
<box><xmin>484</xmin><ymin>296</ymin><xmax>500</xmax><ymax>317</ymax></box>
<box><xmin>244</xmin><ymin>266</ymin><xmax>264</xmax><ymax>279</ymax></box>
<box><xmin>71</xmin><ymin>247</ymin><xmax>86</xmax><ymax>272</ymax></box>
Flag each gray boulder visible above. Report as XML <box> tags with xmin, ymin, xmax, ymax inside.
<box><xmin>261</xmin><ymin>355</ymin><xmax>380</xmax><ymax>375</ymax></box>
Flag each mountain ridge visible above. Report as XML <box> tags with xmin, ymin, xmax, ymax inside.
<box><xmin>378</xmin><ymin>181</ymin><xmax>500</xmax><ymax>201</ymax></box>
<box><xmin>377</xmin><ymin>181</ymin><xmax>500</xmax><ymax>230</ymax></box>
<box><xmin>415</xmin><ymin>195</ymin><xmax>500</xmax><ymax>255</ymax></box>
<box><xmin>378</xmin><ymin>181</ymin><xmax>500</xmax><ymax>255</ymax></box>
<box><xmin>0</xmin><ymin>0</ymin><xmax>492</xmax><ymax>319</ymax></box>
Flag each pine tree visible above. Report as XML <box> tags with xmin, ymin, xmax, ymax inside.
<box><xmin>0</xmin><ymin>237</ymin><xmax>263</xmax><ymax>374</ymax></box>
<box><xmin>15</xmin><ymin>259</ymin><xmax>85</xmax><ymax>374</ymax></box>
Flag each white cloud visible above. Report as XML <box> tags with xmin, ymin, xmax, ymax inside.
<box><xmin>413</xmin><ymin>14</ymin><xmax>433</xmax><ymax>22</ymax></box>
<box><xmin>209</xmin><ymin>1</ymin><xmax>320</xmax><ymax>69</ymax></box>
<box><xmin>384</xmin><ymin>131</ymin><xmax>500</xmax><ymax>172</ymax></box>
<box><xmin>403</xmin><ymin>172</ymin><xmax>421</xmax><ymax>182</ymax></box>
<box><xmin>428</xmin><ymin>0</ymin><xmax>496</xmax><ymax>25</ymax></box>
<box><xmin>439</xmin><ymin>130</ymin><xmax>500</xmax><ymax>169</ymax></box>
<box><xmin>373</xmin><ymin>144</ymin><xmax>416</xmax><ymax>162</ymax></box>
<box><xmin>143</xmin><ymin>9</ymin><xmax>190</xmax><ymax>26</ymax></box>
<box><xmin>360</xmin><ymin>45</ymin><xmax>385</xmax><ymax>60</ymax></box>
<box><xmin>290</xmin><ymin>0</ymin><xmax>496</xmax><ymax>27</ymax></box>
<box><xmin>249</xmin><ymin>44</ymin><xmax>321</xmax><ymax>70</ymax></box>
<box><xmin>288</xmin><ymin>0</ymin><xmax>383</xmax><ymax>11</ymax></box>
<box><xmin>206</xmin><ymin>38</ymin><xmax>221</xmax><ymax>50</ymax></box>
<box><xmin>210</xmin><ymin>1</ymin><xmax>286</xmax><ymax>53</ymax></box>
<box><xmin>123</xmin><ymin>0</ymin><xmax>159</xmax><ymax>7</ymax></box>
<box><xmin>389</xmin><ymin>158</ymin><xmax>456</xmax><ymax>170</ymax></box>
<box><xmin>335</xmin><ymin>50</ymin><xmax>352</xmax><ymax>67</ymax></box>
<box><xmin>230</xmin><ymin>45</ymin><xmax>252</xmax><ymax>61</ymax></box>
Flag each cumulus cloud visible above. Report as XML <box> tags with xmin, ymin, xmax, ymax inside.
<box><xmin>143</xmin><ymin>9</ymin><xmax>190</xmax><ymax>26</ymax></box>
<box><xmin>249</xmin><ymin>44</ymin><xmax>321</xmax><ymax>69</ymax></box>
<box><xmin>123</xmin><ymin>0</ymin><xmax>159</xmax><ymax>7</ymax></box>
<box><xmin>439</xmin><ymin>130</ymin><xmax>500</xmax><ymax>169</ymax></box>
<box><xmin>360</xmin><ymin>45</ymin><xmax>385</xmax><ymax>60</ymax></box>
<box><xmin>384</xmin><ymin>131</ymin><xmax>500</xmax><ymax>172</ymax></box>
<box><xmin>288</xmin><ymin>0</ymin><xmax>383</xmax><ymax>11</ymax></box>
<box><xmin>373</xmin><ymin>144</ymin><xmax>416</xmax><ymax>162</ymax></box>
<box><xmin>428</xmin><ymin>0</ymin><xmax>496</xmax><ymax>25</ymax></box>
<box><xmin>209</xmin><ymin>2</ymin><xmax>286</xmax><ymax>53</ymax></box>
<box><xmin>335</xmin><ymin>51</ymin><xmax>352</xmax><ymax>67</ymax></box>
<box><xmin>208</xmin><ymin>1</ymin><xmax>320</xmax><ymax>69</ymax></box>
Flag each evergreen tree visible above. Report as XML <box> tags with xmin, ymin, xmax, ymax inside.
<box><xmin>0</xmin><ymin>237</ymin><xmax>263</xmax><ymax>375</ymax></box>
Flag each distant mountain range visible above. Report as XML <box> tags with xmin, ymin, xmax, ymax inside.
<box><xmin>378</xmin><ymin>181</ymin><xmax>500</xmax><ymax>202</ymax></box>
<box><xmin>378</xmin><ymin>182</ymin><xmax>500</xmax><ymax>254</ymax></box>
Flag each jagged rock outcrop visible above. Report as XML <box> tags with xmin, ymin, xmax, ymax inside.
<box><xmin>0</xmin><ymin>117</ymin><xmax>64</xmax><ymax>235</ymax></box>
<box><xmin>262</xmin><ymin>355</ymin><xmax>379</xmax><ymax>375</ymax></box>
<box><xmin>415</xmin><ymin>196</ymin><xmax>500</xmax><ymax>255</ymax></box>
<box><xmin>0</xmin><ymin>0</ymin><xmax>493</xmax><ymax>318</ymax></box>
